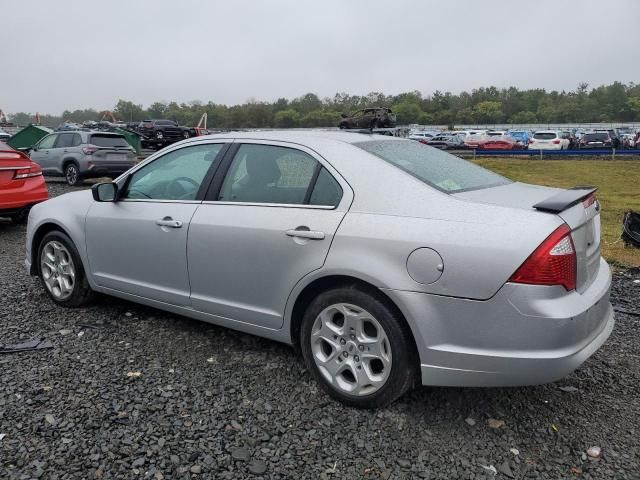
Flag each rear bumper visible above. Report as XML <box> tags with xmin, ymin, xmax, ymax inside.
<box><xmin>0</xmin><ymin>180</ymin><xmax>49</xmax><ymax>214</ymax></box>
<box><xmin>384</xmin><ymin>257</ymin><xmax>614</xmax><ymax>387</ymax></box>
<box><xmin>530</xmin><ymin>144</ymin><xmax>562</xmax><ymax>150</ymax></box>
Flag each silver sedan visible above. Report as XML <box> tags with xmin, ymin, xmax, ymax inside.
<box><xmin>25</xmin><ymin>131</ymin><xmax>614</xmax><ymax>408</ymax></box>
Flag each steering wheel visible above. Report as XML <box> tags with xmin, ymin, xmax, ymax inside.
<box><xmin>166</xmin><ymin>176</ymin><xmax>200</xmax><ymax>199</ymax></box>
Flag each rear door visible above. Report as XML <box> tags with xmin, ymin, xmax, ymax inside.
<box><xmin>51</xmin><ymin>133</ymin><xmax>75</xmax><ymax>174</ymax></box>
<box><xmin>29</xmin><ymin>134</ymin><xmax>58</xmax><ymax>173</ymax></box>
<box><xmin>187</xmin><ymin>141</ymin><xmax>352</xmax><ymax>329</ymax></box>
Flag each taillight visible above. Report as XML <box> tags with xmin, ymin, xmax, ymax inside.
<box><xmin>82</xmin><ymin>145</ymin><xmax>98</xmax><ymax>155</ymax></box>
<box><xmin>582</xmin><ymin>193</ymin><xmax>597</xmax><ymax>209</ymax></box>
<box><xmin>14</xmin><ymin>163</ymin><xmax>43</xmax><ymax>179</ymax></box>
<box><xmin>509</xmin><ymin>224</ymin><xmax>577</xmax><ymax>291</ymax></box>
<box><xmin>552</xmin><ymin>139</ymin><xmax>561</xmax><ymax>144</ymax></box>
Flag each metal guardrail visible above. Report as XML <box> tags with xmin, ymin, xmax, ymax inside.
<box><xmin>455</xmin><ymin>148</ymin><xmax>640</xmax><ymax>159</ymax></box>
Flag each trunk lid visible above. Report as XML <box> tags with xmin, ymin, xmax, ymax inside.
<box><xmin>454</xmin><ymin>182</ymin><xmax>601</xmax><ymax>293</ymax></box>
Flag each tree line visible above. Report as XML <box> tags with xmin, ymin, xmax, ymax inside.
<box><xmin>8</xmin><ymin>82</ymin><xmax>640</xmax><ymax>129</ymax></box>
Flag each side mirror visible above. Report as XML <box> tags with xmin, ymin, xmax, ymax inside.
<box><xmin>92</xmin><ymin>182</ymin><xmax>118</xmax><ymax>202</ymax></box>
<box><xmin>30</xmin><ymin>145</ymin><xmax>37</xmax><ymax>152</ymax></box>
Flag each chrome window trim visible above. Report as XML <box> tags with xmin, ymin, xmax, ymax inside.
<box><xmin>119</xmin><ymin>199</ymin><xmax>202</xmax><ymax>205</ymax></box>
<box><xmin>201</xmin><ymin>200</ymin><xmax>336</xmax><ymax>210</ymax></box>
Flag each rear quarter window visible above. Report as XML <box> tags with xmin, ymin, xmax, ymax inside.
<box><xmin>355</xmin><ymin>140</ymin><xmax>510</xmax><ymax>193</ymax></box>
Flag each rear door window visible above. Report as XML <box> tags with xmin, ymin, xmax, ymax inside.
<box><xmin>218</xmin><ymin>144</ymin><xmax>320</xmax><ymax>205</ymax></box>
<box><xmin>355</xmin><ymin>139</ymin><xmax>510</xmax><ymax>193</ymax></box>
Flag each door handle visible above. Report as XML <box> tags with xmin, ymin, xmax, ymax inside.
<box><xmin>285</xmin><ymin>228</ymin><xmax>325</xmax><ymax>240</ymax></box>
<box><xmin>156</xmin><ymin>217</ymin><xmax>183</xmax><ymax>228</ymax></box>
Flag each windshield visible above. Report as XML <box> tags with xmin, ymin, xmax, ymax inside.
<box><xmin>355</xmin><ymin>140</ymin><xmax>511</xmax><ymax>193</ymax></box>
<box><xmin>90</xmin><ymin>134</ymin><xmax>130</xmax><ymax>148</ymax></box>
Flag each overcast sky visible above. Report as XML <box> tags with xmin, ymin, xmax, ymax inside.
<box><xmin>2</xmin><ymin>0</ymin><xmax>639</xmax><ymax>114</ymax></box>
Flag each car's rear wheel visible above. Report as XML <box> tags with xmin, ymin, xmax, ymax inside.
<box><xmin>300</xmin><ymin>286</ymin><xmax>417</xmax><ymax>408</ymax></box>
<box><xmin>38</xmin><ymin>231</ymin><xmax>94</xmax><ymax>307</ymax></box>
<box><xmin>64</xmin><ymin>163</ymin><xmax>81</xmax><ymax>186</ymax></box>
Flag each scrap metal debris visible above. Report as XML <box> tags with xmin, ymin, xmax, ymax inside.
<box><xmin>0</xmin><ymin>338</ymin><xmax>53</xmax><ymax>354</ymax></box>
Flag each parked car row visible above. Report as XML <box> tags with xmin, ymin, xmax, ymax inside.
<box><xmin>408</xmin><ymin>127</ymin><xmax>640</xmax><ymax>150</ymax></box>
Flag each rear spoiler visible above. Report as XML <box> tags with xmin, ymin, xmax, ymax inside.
<box><xmin>533</xmin><ymin>186</ymin><xmax>597</xmax><ymax>213</ymax></box>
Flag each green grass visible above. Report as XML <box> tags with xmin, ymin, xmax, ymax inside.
<box><xmin>473</xmin><ymin>158</ymin><xmax>640</xmax><ymax>267</ymax></box>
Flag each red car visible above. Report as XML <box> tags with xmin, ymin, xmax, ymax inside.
<box><xmin>479</xmin><ymin>136</ymin><xmax>519</xmax><ymax>150</ymax></box>
<box><xmin>0</xmin><ymin>142</ymin><xmax>49</xmax><ymax>223</ymax></box>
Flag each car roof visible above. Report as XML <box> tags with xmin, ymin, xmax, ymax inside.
<box><xmin>196</xmin><ymin>129</ymin><xmax>401</xmax><ymax>146</ymax></box>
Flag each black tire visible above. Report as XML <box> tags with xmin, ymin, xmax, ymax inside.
<box><xmin>37</xmin><ymin>230</ymin><xmax>94</xmax><ymax>308</ymax></box>
<box><xmin>10</xmin><ymin>209</ymin><xmax>28</xmax><ymax>224</ymax></box>
<box><xmin>300</xmin><ymin>285</ymin><xmax>417</xmax><ymax>408</ymax></box>
<box><xmin>64</xmin><ymin>163</ymin><xmax>82</xmax><ymax>186</ymax></box>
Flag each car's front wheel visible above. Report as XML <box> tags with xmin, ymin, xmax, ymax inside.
<box><xmin>38</xmin><ymin>231</ymin><xmax>94</xmax><ymax>307</ymax></box>
<box><xmin>300</xmin><ymin>286</ymin><xmax>417</xmax><ymax>408</ymax></box>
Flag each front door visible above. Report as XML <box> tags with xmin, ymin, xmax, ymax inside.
<box><xmin>29</xmin><ymin>133</ymin><xmax>58</xmax><ymax>174</ymax></box>
<box><xmin>85</xmin><ymin>142</ymin><xmax>226</xmax><ymax>306</ymax></box>
<box><xmin>188</xmin><ymin>142</ymin><xmax>351</xmax><ymax>329</ymax></box>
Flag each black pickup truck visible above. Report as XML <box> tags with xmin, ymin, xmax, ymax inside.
<box><xmin>137</xmin><ymin>119</ymin><xmax>195</xmax><ymax>149</ymax></box>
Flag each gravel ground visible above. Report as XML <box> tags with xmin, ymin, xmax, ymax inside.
<box><xmin>1</xmin><ymin>181</ymin><xmax>639</xmax><ymax>480</ymax></box>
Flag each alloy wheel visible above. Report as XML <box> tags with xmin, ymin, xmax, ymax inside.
<box><xmin>310</xmin><ymin>303</ymin><xmax>392</xmax><ymax>396</ymax></box>
<box><xmin>65</xmin><ymin>165</ymin><xmax>78</xmax><ymax>185</ymax></box>
<box><xmin>40</xmin><ymin>241</ymin><xmax>76</xmax><ymax>300</ymax></box>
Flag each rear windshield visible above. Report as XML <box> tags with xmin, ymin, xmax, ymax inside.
<box><xmin>355</xmin><ymin>140</ymin><xmax>511</xmax><ymax>193</ymax></box>
<box><xmin>583</xmin><ymin>133</ymin><xmax>608</xmax><ymax>141</ymax></box>
<box><xmin>90</xmin><ymin>134</ymin><xmax>130</xmax><ymax>148</ymax></box>
<box><xmin>533</xmin><ymin>132</ymin><xmax>557</xmax><ymax>140</ymax></box>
